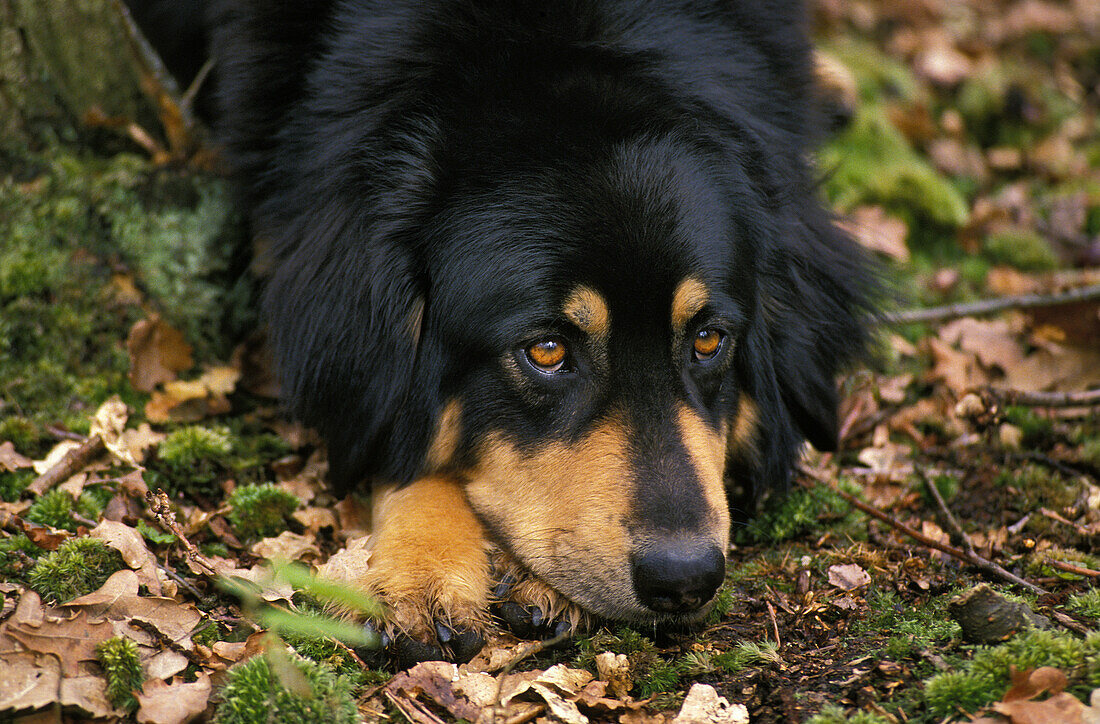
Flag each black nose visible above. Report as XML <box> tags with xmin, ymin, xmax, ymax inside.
<box><xmin>631</xmin><ymin>542</ymin><xmax>725</xmax><ymax>614</ymax></box>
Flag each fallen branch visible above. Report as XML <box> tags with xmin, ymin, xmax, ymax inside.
<box><xmin>146</xmin><ymin>490</ymin><xmax>218</xmax><ymax>576</ymax></box>
<box><xmin>883</xmin><ymin>283</ymin><xmax>1100</xmax><ymax>325</ymax></box>
<box><xmin>1044</xmin><ymin>558</ymin><xmax>1100</xmax><ymax>579</ymax></box>
<box><xmin>800</xmin><ymin>466</ymin><xmax>1047</xmax><ymax>595</ymax></box>
<box><xmin>25</xmin><ymin>434</ymin><xmax>105</xmax><ymax>497</ymax></box>
<box><xmin>980</xmin><ymin>387</ymin><xmax>1100</xmax><ymax>409</ymax></box>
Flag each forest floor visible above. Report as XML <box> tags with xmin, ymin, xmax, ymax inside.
<box><xmin>1</xmin><ymin>0</ymin><xmax>1099</xmax><ymax>722</ymax></box>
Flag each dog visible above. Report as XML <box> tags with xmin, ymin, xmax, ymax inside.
<box><xmin>198</xmin><ymin>0</ymin><xmax>876</xmax><ymax>665</ymax></box>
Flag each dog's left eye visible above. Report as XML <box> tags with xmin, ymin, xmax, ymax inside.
<box><xmin>526</xmin><ymin>337</ymin><xmax>569</xmax><ymax>373</ymax></box>
<box><xmin>692</xmin><ymin>328</ymin><xmax>724</xmax><ymax>362</ymax></box>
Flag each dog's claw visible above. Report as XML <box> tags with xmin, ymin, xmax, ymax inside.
<box><xmin>435</xmin><ymin>621</ymin><xmax>453</xmax><ymax>643</ymax></box>
<box><xmin>493</xmin><ymin>574</ymin><xmax>516</xmax><ymax>599</ymax></box>
<box><xmin>494</xmin><ymin>601</ymin><xmax>558</xmax><ymax>640</ymax></box>
<box><xmin>392</xmin><ymin>635</ymin><xmax>446</xmax><ymax>669</ymax></box>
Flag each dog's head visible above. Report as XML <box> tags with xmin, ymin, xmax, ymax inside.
<box><xmin>263</xmin><ymin>128</ymin><xmax>870</xmax><ymax>623</ymax></box>
<box><xmin>255</xmin><ymin>3</ymin><xmax>873</xmax><ymax>624</ymax></box>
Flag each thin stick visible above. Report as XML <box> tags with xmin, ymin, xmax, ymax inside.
<box><xmin>146</xmin><ymin>490</ymin><xmax>218</xmax><ymax>576</ymax></box>
<box><xmin>765</xmin><ymin>600</ymin><xmax>782</xmax><ymax>649</ymax></box>
<box><xmin>982</xmin><ymin>387</ymin><xmax>1100</xmax><ymax>409</ymax></box>
<box><xmin>883</xmin><ymin>283</ymin><xmax>1100</xmax><ymax>325</ymax></box>
<box><xmin>800</xmin><ymin>467</ymin><xmax>1047</xmax><ymax>595</ymax></box>
<box><xmin>1045</xmin><ymin>559</ymin><xmax>1100</xmax><ymax>579</ymax></box>
<box><xmin>918</xmin><ymin>468</ymin><xmax>976</xmax><ymax>558</ymax></box>
<box><xmin>25</xmin><ymin>435</ymin><xmax>105</xmax><ymax>497</ymax></box>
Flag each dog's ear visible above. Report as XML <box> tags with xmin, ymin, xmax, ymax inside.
<box><xmin>261</xmin><ymin>210</ymin><xmax>437</xmax><ymax>493</ymax></box>
<box><xmin>761</xmin><ymin>206</ymin><xmax>874</xmax><ymax>453</ymax></box>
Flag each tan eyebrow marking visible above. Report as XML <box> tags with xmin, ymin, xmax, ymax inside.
<box><xmin>563</xmin><ymin>285</ymin><xmax>610</xmax><ymax>341</ymax></box>
<box><xmin>671</xmin><ymin>277</ymin><xmax>708</xmax><ymax>332</ymax></box>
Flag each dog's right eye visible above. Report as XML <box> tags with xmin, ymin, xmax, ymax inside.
<box><xmin>525</xmin><ymin>337</ymin><xmax>569</xmax><ymax>373</ymax></box>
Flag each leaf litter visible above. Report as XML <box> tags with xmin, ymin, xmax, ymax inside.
<box><xmin>3</xmin><ymin>0</ymin><xmax>1100</xmax><ymax>721</ymax></box>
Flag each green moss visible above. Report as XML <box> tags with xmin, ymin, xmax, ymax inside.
<box><xmin>0</xmin><ymin>534</ymin><xmax>40</xmax><ymax>582</ymax></box>
<box><xmin>136</xmin><ymin>519</ymin><xmax>176</xmax><ymax>546</ymax></box>
<box><xmin>96</xmin><ymin>636</ymin><xmax>144</xmax><ymax>711</ymax></box>
<box><xmin>0</xmin><ymin>417</ymin><xmax>44</xmax><ymax>455</ymax></box>
<box><xmin>923</xmin><ymin>629</ymin><xmax>1100</xmax><ymax>719</ymax></box>
<box><xmin>820</xmin><ymin>104</ymin><xmax>970</xmax><ymax>229</ymax></box>
<box><xmin>212</xmin><ymin>650</ymin><xmax>360</xmax><ymax>724</ymax></box>
<box><xmin>157</xmin><ymin>426</ymin><xmax>234</xmax><ymax>493</ymax></box>
<box><xmin>27</xmin><ymin>537</ymin><xmax>125</xmax><ymax>603</ymax></box>
<box><xmin>227</xmin><ymin>484</ymin><xmax>299</xmax><ymax>540</ymax></box>
<box><xmin>982</xmin><ymin>229</ymin><xmax>1059</xmax><ymax>271</ymax></box>
<box><xmin>25</xmin><ymin>488</ymin><xmax>106</xmax><ymax>532</ymax></box>
<box><xmin>0</xmin><ymin>469</ymin><xmax>34</xmax><ymax>503</ymax></box>
<box><xmin>1067</xmin><ymin>589</ymin><xmax>1100</xmax><ymax>621</ymax></box>
<box><xmin>736</xmin><ymin>481</ymin><xmax>855</xmax><ymax>545</ymax></box>
<box><xmin>704</xmin><ymin>581</ymin><xmax>735</xmax><ymax>625</ymax></box>
<box><xmin>856</xmin><ymin>589</ymin><xmax>960</xmax><ymax>659</ymax></box>
<box><xmin>0</xmin><ymin>146</ymin><xmax>250</xmax><ymax>431</ymax></box>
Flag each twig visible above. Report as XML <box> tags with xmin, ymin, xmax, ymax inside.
<box><xmin>800</xmin><ymin>466</ymin><xmax>1047</xmax><ymax>595</ymax></box>
<box><xmin>25</xmin><ymin>435</ymin><xmax>105</xmax><ymax>497</ymax></box>
<box><xmin>765</xmin><ymin>600</ymin><xmax>781</xmax><ymax>649</ymax></box>
<box><xmin>1050</xmin><ymin>610</ymin><xmax>1091</xmax><ymax>636</ymax></box>
<box><xmin>918</xmin><ymin>468</ymin><xmax>975</xmax><ymax>558</ymax></box>
<box><xmin>157</xmin><ymin>562</ymin><xmax>205</xmax><ymax>598</ymax></box>
<box><xmin>883</xmin><ymin>283</ymin><xmax>1100</xmax><ymax>325</ymax></box>
<box><xmin>146</xmin><ymin>490</ymin><xmax>218</xmax><ymax>576</ymax></box>
<box><xmin>980</xmin><ymin>386</ymin><xmax>1100</xmax><ymax>410</ymax></box>
<box><xmin>1044</xmin><ymin>559</ymin><xmax>1100</xmax><ymax>579</ymax></box>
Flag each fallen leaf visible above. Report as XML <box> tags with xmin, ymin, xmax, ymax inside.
<box><xmin>828</xmin><ymin>563</ymin><xmax>872</xmax><ymax>591</ymax></box>
<box><xmin>127</xmin><ymin>316</ymin><xmax>193</xmax><ymax>393</ymax></box>
<box><xmin>672</xmin><ymin>683</ymin><xmax>749</xmax><ymax>724</ymax></box>
<box><xmin>136</xmin><ymin>674</ymin><xmax>212</xmax><ymax>724</ymax></box>
<box><xmin>0</xmin><ymin>441</ymin><xmax>33</xmax><ymax>472</ymax></box>
<box><xmin>251</xmin><ymin>531</ymin><xmax>321</xmax><ymax>563</ymax></box>
<box><xmin>1</xmin><ymin>609</ymin><xmax>115</xmax><ymax>677</ymax></box>
<box><xmin>595</xmin><ymin>651</ymin><xmax>632</xmax><ymax>699</ymax></box>
<box><xmin>145</xmin><ymin>367</ymin><xmax>240</xmax><ymax>424</ymax></box>
<box><xmin>90</xmin><ymin>520</ymin><xmax>163</xmax><ymax>596</ymax></box>
<box><xmin>838</xmin><ymin>206</ymin><xmax>910</xmax><ymax>261</ymax></box>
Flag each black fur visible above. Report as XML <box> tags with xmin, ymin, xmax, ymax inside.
<box><xmin>204</xmin><ymin>0</ymin><xmax>875</xmax><ymax>500</ymax></box>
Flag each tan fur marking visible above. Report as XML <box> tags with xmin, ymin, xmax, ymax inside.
<box><xmin>360</xmin><ymin>476</ymin><xmax>491</xmax><ymax>637</ymax></box>
<box><xmin>563</xmin><ymin>285</ymin><xmax>611</xmax><ymax>341</ymax></box>
<box><xmin>675</xmin><ymin>404</ymin><xmax>731</xmax><ymax>530</ymax></box>
<box><xmin>729</xmin><ymin>396</ymin><xmax>759</xmax><ymax>455</ymax></box>
<box><xmin>426</xmin><ymin>399</ymin><xmax>462</xmax><ymax>470</ymax></box>
<box><xmin>465</xmin><ymin>417</ymin><xmax>640</xmax><ymax>619</ymax></box>
<box><xmin>671</xmin><ymin>278</ymin><xmax>709</xmax><ymax>333</ymax></box>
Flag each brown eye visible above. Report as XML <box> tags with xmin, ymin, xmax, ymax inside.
<box><xmin>527</xmin><ymin>338</ymin><xmax>568</xmax><ymax>372</ymax></box>
<box><xmin>693</xmin><ymin>328</ymin><xmax>723</xmax><ymax>362</ymax></box>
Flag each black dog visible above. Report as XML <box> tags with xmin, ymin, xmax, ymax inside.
<box><xmin>194</xmin><ymin>0</ymin><xmax>873</xmax><ymax>664</ymax></box>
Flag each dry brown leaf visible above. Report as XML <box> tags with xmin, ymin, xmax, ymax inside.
<box><xmin>145</xmin><ymin>366</ymin><xmax>240</xmax><ymax>423</ymax></box>
<box><xmin>1</xmin><ymin>609</ymin><xmax>115</xmax><ymax>678</ymax></box>
<box><xmin>827</xmin><ymin>563</ymin><xmax>872</xmax><ymax>591</ymax></box>
<box><xmin>1004</xmin><ymin>666</ymin><xmax>1067</xmax><ymax>701</ymax></box>
<box><xmin>838</xmin><ymin>206</ymin><xmax>910</xmax><ymax>261</ymax></box>
<box><xmin>672</xmin><ymin>683</ymin><xmax>749</xmax><ymax>724</ymax></box>
<box><xmin>89</xmin><ymin>521</ymin><xmax>162</xmax><ymax>596</ymax></box>
<box><xmin>0</xmin><ymin>441</ymin><xmax>33</xmax><ymax>472</ymax></box>
<box><xmin>127</xmin><ymin>315</ymin><xmax>194</xmax><ymax>393</ymax></box>
<box><xmin>64</xmin><ymin>570</ymin><xmax>203</xmax><ymax>645</ymax></box>
<box><xmin>939</xmin><ymin>318</ymin><xmax>1026</xmax><ymax>373</ymax></box>
<box><xmin>596</xmin><ymin>651</ymin><xmax>633</xmax><ymax>699</ymax></box>
<box><xmin>1004</xmin><ymin>345</ymin><xmax>1100</xmax><ymax>392</ymax></box>
<box><xmin>136</xmin><ymin>674</ymin><xmax>212</xmax><ymax>724</ymax></box>
<box><xmin>913</xmin><ymin>38</ymin><xmax>972</xmax><ymax>86</ymax></box>
<box><xmin>500</xmin><ymin>663</ymin><xmax>594</xmax><ymax>724</ymax></box>
<box><xmin>388</xmin><ymin>662</ymin><xmax>484</xmax><ymax>722</ymax></box>
<box><xmin>292</xmin><ymin>507</ymin><xmax>337</xmax><ymax>533</ymax></box>
<box><xmin>993</xmin><ymin>692</ymin><xmax>1096</xmax><ymax>724</ymax></box>
<box><xmin>926</xmin><ymin>336</ymin><xmax>988</xmax><ymax>395</ymax></box>
<box><xmin>250</xmin><ymin>531</ymin><xmax>321</xmax><ymax>563</ymax></box>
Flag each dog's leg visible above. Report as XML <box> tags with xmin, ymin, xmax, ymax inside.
<box><xmin>357</xmin><ymin>475</ymin><xmax>492</xmax><ymax>666</ymax></box>
<box><xmin>489</xmin><ymin>548</ymin><xmax>592</xmax><ymax>641</ymax></box>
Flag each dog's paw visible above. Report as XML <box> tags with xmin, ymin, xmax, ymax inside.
<box><xmin>490</xmin><ymin>550</ymin><xmax>591</xmax><ymax>642</ymax></box>
<box><xmin>352</xmin><ymin>477</ymin><xmax>493</xmax><ymax>667</ymax></box>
